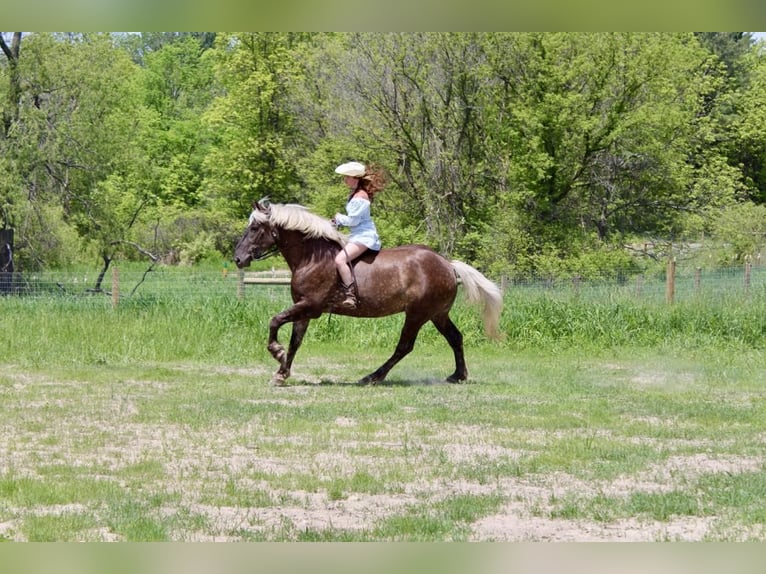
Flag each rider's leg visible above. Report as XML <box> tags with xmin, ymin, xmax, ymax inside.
<box><xmin>334</xmin><ymin>243</ymin><xmax>368</xmax><ymax>308</ymax></box>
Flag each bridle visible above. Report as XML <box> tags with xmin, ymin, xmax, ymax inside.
<box><xmin>251</xmin><ymin>245</ymin><xmax>280</xmax><ymax>262</ymax></box>
<box><xmin>248</xmin><ymin>225</ymin><xmax>280</xmax><ymax>262</ymax></box>
<box><xmin>249</xmin><ymin>225</ymin><xmax>302</xmax><ymax>262</ymax></box>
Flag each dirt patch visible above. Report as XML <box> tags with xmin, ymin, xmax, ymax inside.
<box><xmin>2</xmin><ymin>361</ymin><xmax>765</xmax><ymax>541</ymax></box>
<box><xmin>471</xmin><ymin>509</ymin><xmax>718</xmax><ymax>542</ymax></box>
<box><xmin>469</xmin><ymin>453</ymin><xmax>765</xmax><ymax>541</ymax></box>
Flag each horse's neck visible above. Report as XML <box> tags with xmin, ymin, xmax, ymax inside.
<box><xmin>277</xmin><ymin>231</ymin><xmax>338</xmax><ymax>272</ymax></box>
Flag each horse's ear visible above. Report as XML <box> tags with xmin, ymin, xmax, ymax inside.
<box><xmin>257</xmin><ymin>197</ymin><xmax>271</xmax><ymax>213</ymax></box>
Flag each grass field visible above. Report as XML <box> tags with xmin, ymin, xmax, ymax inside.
<box><xmin>1</xmin><ymin>271</ymin><xmax>765</xmax><ymax>541</ymax></box>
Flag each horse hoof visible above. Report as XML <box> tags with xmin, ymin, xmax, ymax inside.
<box><xmin>446</xmin><ymin>374</ymin><xmax>467</xmax><ymax>384</ymax></box>
<box><xmin>357</xmin><ymin>374</ymin><xmax>383</xmax><ymax>386</ymax></box>
<box><xmin>271</xmin><ymin>374</ymin><xmax>288</xmax><ymax>386</ymax></box>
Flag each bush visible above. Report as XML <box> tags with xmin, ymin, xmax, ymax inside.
<box><xmin>178</xmin><ymin>231</ymin><xmax>219</xmax><ymax>266</ymax></box>
<box><xmin>706</xmin><ymin>203</ymin><xmax>766</xmax><ymax>266</ymax></box>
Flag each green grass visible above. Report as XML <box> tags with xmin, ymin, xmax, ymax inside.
<box><xmin>3</xmin><ymin>276</ymin><xmax>765</xmax><ymax>372</ymax></box>
<box><xmin>1</xmin><ymin>276</ymin><xmax>765</xmax><ymax>540</ymax></box>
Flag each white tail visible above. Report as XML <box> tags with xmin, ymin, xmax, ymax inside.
<box><xmin>450</xmin><ymin>260</ymin><xmax>504</xmax><ymax>340</ymax></box>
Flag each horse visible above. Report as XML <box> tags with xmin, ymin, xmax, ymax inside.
<box><xmin>234</xmin><ymin>198</ymin><xmax>503</xmax><ymax>386</ymax></box>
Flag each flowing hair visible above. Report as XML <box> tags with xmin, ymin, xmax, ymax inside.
<box><xmin>352</xmin><ymin>163</ymin><xmax>387</xmax><ymax>202</ymax></box>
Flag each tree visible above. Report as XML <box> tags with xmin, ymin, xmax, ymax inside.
<box><xmin>694</xmin><ymin>32</ymin><xmax>753</xmax><ymax>86</ymax></box>
<box><xmin>114</xmin><ymin>32</ymin><xmax>217</xmax><ymax>65</ymax></box>
<box><xmin>308</xmin><ymin>33</ymin><xmax>489</xmax><ymax>255</ymax></box>
<box><xmin>201</xmin><ymin>33</ymin><xmax>308</xmax><ymax>215</ymax></box>
<box><xmin>469</xmin><ymin>33</ymin><xmax>739</xmax><ymax>274</ymax></box>
<box><xmin>140</xmin><ymin>35</ymin><xmax>216</xmax><ymax>208</ymax></box>
<box><xmin>723</xmin><ymin>41</ymin><xmax>766</xmax><ymax>205</ymax></box>
<box><xmin>0</xmin><ymin>33</ymin><xmax>152</xmax><ymax>271</ymax></box>
<box><xmin>1</xmin><ymin>32</ymin><xmax>763</xmax><ymax>276</ymax></box>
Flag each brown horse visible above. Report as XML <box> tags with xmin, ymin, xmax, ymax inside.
<box><xmin>234</xmin><ymin>199</ymin><xmax>503</xmax><ymax>385</ymax></box>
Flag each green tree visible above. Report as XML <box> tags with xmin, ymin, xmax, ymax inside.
<box><xmin>2</xmin><ymin>31</ymin><xmax>763</xmax><ymax>277</ymax></box>
<box><xmin>201</xmin><ymin>33</ymin><xmax>309</xmax><ymax>215</ymax></box>
<box><xmin>726</xmin><ymin>42</ymin><xmax>766</xmax><ymax>205</ymax></box>
<box><xmin>114</xmin><ymin>32</ymin><xmax>217</xmax><ymax>65</ymax></box>
<box><xmin>694</xmin><ymin>32</ymin><xmax>754</xmax><ymax>86</ymax></box>
<box><xmin>300</xmin><ymin>33</ymin><xmax>490</xmax><ymax>255</ymax></box>
<box><xmin>140</xmin><ymin>35</ymin><xmax>216</xmax><ymax>209</ymax></box>
<box><xmin>0</xmin><ymin>33</ymin><xmax>151</xmax><ymax>271</ymax></box>
<box><xmin>472</xmin><ymin>33</ymin><xmax>738</xmax><ymax>274</ymax></box>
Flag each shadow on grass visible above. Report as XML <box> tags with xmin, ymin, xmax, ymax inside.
<box><xmin>286</xmin><ymin>377</ymin><xmax>467</xmax><ymax>388</ymax></box>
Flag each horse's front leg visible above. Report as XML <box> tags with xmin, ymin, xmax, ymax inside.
<box><xmin>267</xmin><ymin>303</ymin><xmax>315</xmax><ymax>386</ymax></box>
<box><xmin>271</xmin><ymin>319</ymin><xmax>310</xmax><ymax>385</ymax></box>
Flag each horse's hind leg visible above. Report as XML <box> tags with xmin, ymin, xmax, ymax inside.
<box><xmin>358</xmin><ymin>313</ymin><xmax>427</xmax><ymax>385</ymax></box>
<box><xmin>432</xmin><ymin>313</ymin><xmax>468</xmax><ymax>382</ymax></box>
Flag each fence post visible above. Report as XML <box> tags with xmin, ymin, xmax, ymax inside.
<box><xmin>694</xmin><ymin>267</ymin><xmax>701</xmax><ymax>294</ymax></box>
<box><xmin>237</xmin><ymin>269</ymin><xmax>245</xmax><ymax>300</ymax></box>
<box><xmin>666</xmin><ymin>256</ymin><xmax>676</xmax><ymax>304</ymax></box>
<box><xmin>112</xmin><ymin>266</ymin><xmax>119</xmax><ymax>308</ymax></box>
<box><xmin>745</xmin><ymin>258</ymin><xmax>752</xmax><ymax>294</ymax></box>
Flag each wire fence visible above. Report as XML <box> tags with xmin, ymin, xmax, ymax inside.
<box><xmin>1</xmin><ymin>260</ymin><xmax>765</xmax><ymax>307</ymax></box>
<box><xmin>0</xmin><ymin>267</ymin><xmax>290</xmax><ymax>306</ymax></box>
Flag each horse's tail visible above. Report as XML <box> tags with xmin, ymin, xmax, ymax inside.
<box><xmin>450</xmin><ymin>260</ymin><xmax>504</xmax><ymax>340</ymax></box>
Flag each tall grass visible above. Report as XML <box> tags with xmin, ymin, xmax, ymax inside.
<box><xmin>500</xmin><ymin>287</ymin><xmax>766</xmax><ymax>351</ymax></box>
<box><xmin>1</xmin><ymin>271</ymin><xmax>765</xmax><ymax>369</ymax></box>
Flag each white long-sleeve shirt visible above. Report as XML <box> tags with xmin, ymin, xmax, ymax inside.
<box><xmin>334</xmin><ymin>198</ymin><xmax>381</xmax><ymax>251</ymax></box>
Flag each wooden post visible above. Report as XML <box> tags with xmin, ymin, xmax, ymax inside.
<box><xmin>694</xmin><ymin>267</ymin><xmax>701</xmax><ymax>294</ymax></box>
<box><xmin>665</xmin><ymin>257</ymin><xmax>676</xmax><ymax>304</ymax></box>
<box><xmin>745</xmin><ymin>258</ymin><xmax>752</xmax><ymax>294</ymax></box>
<box><xmin>112</xmin><ymin>266</ymin><xmax>119</xmax><ymax>308</ymax></box>
<box><xmin>0</xmin><ymin>228</ymin><xmax>12</xmax><ymax>294</ymax></box>
<box><xmin>237</xmin><ymin>269</ymin><xmax>245</xmax><ymax>300</ymax></box>
<box><xmin>635</xmin><ymin>274</ymin><xmax>643</xmax><ymax>298</ymax></box>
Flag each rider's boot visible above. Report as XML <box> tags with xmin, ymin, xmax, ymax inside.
<box><xmin>338</xmin><ymin>281</ymin><xmax>358</xmax><ymax>310</ymax></box>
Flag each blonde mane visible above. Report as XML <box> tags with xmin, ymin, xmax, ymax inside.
<box><xmin>250</xmin><ymin>203</ymin><xmax>347</xmax><ymax>246</ymax></box>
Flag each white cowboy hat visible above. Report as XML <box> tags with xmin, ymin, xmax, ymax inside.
<box><xmin>334</xmin><ymin>161</ymin><xmax>366</xmax><ymax>178</ymax></box>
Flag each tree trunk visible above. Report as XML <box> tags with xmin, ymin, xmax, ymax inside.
<box><xmin>91</xmin><ymin>253</ymin><xmax>112</xmax><ymax>293</ymax></box>
<box><xmin>0</xmin><ymin>33</ymin><xmax>22</xmax><ymax>139</ymax></box>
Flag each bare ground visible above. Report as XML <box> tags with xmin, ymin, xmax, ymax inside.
<box><xmin>0</xmin><ymin>365</ymin><xmax>764</xmax><ymax>541</ymax></box>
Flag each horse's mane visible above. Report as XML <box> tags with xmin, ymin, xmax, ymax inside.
<box><xmin>250</xmin><ymin>203</ymin><xmax>347</xmax><ymax>247</ymax></box>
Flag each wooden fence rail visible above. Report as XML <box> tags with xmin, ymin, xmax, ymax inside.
<box><xmin>234</xmin><ymin>270</ymin><xmax>472</xmax><ymax>300</ymax></box>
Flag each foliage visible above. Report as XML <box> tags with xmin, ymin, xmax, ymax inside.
<box><xmin>177</xmin><ymin>230</ymin><xmax>220</xmax><ymax>266</ymax></box>
<box><xmin>200</xmin><ymin>33</ymin><xmax>309</xmax><ymax>214</ymax></box>
<box><xmin>705</xmin><ymin>202</ymin><xmax>766</xmax><ymax>264</ymax></box>
<box><xmin>1</xmin><ymin>32</ymin><xmax>765</xmax><ymax>278</ymax></box>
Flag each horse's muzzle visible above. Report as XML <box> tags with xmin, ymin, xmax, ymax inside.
<box><xmin>234</xmin><ymin>255</ymin><xmax>251</xmax><ymax>269</ymax></box>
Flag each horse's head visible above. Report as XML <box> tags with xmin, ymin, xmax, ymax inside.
<box><xmin>234</xmin><ymin>198</ymin><xmax>276</xmax><ymax>268</ymax></box>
